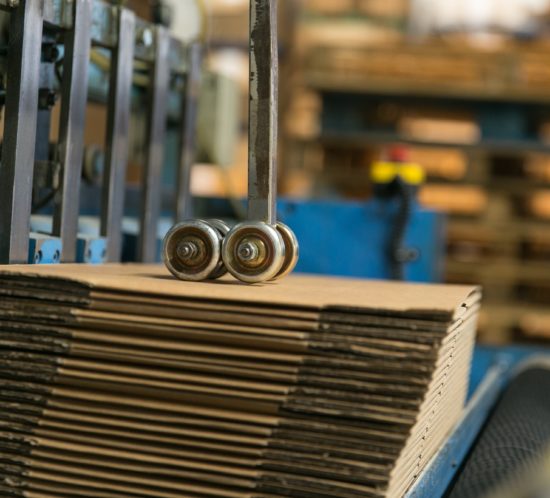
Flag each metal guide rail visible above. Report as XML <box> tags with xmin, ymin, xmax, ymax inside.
<box><xmin>0</xmin><ymin>0</ymin><xmax>199</xmax><ymax>265</ymax></box>
<box><xmin>163</xmin><ymin>0</ymin><xmax>299</xmax><ymax>284</ymax></box>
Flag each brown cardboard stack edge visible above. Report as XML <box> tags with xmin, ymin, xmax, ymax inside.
<box><xmin>0</xmin><ymin>264</ymin><xmax>481</xmax><ymax>498</ymax></box>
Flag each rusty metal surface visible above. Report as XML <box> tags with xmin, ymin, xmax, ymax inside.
<box><xmin>247</xmin><ymin>0</ymin><xmax>278</xmax><ymax>225</ymax></box>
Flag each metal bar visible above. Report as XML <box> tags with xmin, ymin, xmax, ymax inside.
<box><xmin>175</xmin><ymin>42</ymin><xmax>202</xmax><ymax>222</ymax></box>
<box><xmin>100</xmin><ymin>8</ymin><xmax>136</xmax><ymax>262</ymax></box>
<box><xmin>0</xmin><ymin>0</ymin><xmax>44</xmax><ymax>264</ymax></box>
<box><xmin>52</xmin><ymin>0</ymin><xmax>92</xmax><ymax>262</ymax></box>
<box><xmin>34</xmin><ymin>60</ymin><xmax>55</xmax><ymax>172</ymax></box>
<box><xmin>34</xmin><ymin>37</ymin><xmax>57</xmax><ymax>167</ymax></box>
<box><xmin>247</xmin><ymin>0</ymin><xmax>278</xmax><ymax>225</ymax></box>
<box><xmin>138</xmin><ymin>26</ymin><xmax>170</xmax><ymax>263</ymax></box>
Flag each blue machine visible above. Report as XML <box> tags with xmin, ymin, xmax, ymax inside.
<box><xmin>277</xmin><ymin>198</ymin><xmax>445</xmax><ymax>282</ymax></box>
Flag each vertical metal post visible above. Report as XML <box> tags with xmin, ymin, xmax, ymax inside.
<box><xmin>35</xmin><ymin>61</ymin><xmax>55</xmax><ymax>164</ymax></box>
<box><xmin>248</xmin><ymin>0</ymin><xmax>278</xmax><ymax>225</ymax></box>
<box><xmin>52</xmin><ymin>0</ymin><xmax>92</xmax><ymax>262</ymax></box>
<box><xmin>0</xmin><ymin>0</ymin><xmax>44</xmax><ymax>264</ymax></box>
<box><xmin>138</xmin><ymin>26</ymin><xmax>170</xmax><ymax>263</ymax></box>
<box><xmin>100</xmin><ymin>8</ymin><xmax>136</xmax><ymax>262</ymax></box>
<box><xmin>175</xmin><ymin>42</ymin><xmax>202</xmax><ymax>222</ymax></box>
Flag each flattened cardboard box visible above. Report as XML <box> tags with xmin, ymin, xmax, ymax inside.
<box><xmin>0</xmin><ymin>264</ymin><xmax>478</xmax><ymax>318</ymax></box>
<box><xmin>0</xmin><ymin>264</ymin><xmax>480</xmax><ymax>498</ymax></box>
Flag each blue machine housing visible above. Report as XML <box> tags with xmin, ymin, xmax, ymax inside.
<box><xmin>67</xmin><ymin>191</ymin><xmax>446</xmax><ymax>283</ymax></box>
<box><xmin>277</xmin><ymin>198</ymin><xmax>445</xmax><ymax>283</ymax></box>
<box><xmin>41</xmin><ymin>190</ymin><xmax>446</xmax><ymax>282</ymax></box>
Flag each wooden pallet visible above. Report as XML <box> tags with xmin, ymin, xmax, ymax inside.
<box><xmin>282</xmin><ymin>35</ymin><xmax>550</xmax><ymax>345</ymax></box>
<box><xmin>304</xmin><ymin>0</ymin><xmax>409</xmax><ymax>21</ymax></box>
<box><xmin>304</xmin><ymin>43</ymin><xmax>550</xmax><ymax>103</ymax></box>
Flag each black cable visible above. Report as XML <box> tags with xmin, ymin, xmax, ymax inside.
<box><xmin>32</xmin><ymin>188</ymin><xmax>57</xmax><ymax>213</ymax></box>
<box><xmin>387</xmin><ymin>180</ymin><xmax>414</xmax><ymax>281</ymax></box>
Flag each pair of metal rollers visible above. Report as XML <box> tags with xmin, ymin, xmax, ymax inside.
<box><xmin>163</xmin><ymin>0</ymin><xmax>299</xmax><ymax>284</ymax></box>
<box><xmin>164</xmin><ymin>219</ymin><xmax>298</xmax><ymax>284</ymax></box>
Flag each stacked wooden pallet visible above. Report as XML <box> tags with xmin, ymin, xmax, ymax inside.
<box><xmin>304</xmin><ymin>43</ymin><xmax>550</xmax><ymax>102</ymax></box>
<box><xmin>305</xmin><ymin>0</ymin><xmax>409</xmax><ymax>21</ymax></box>
<box><xmin>427</xmin><ymin>152</ymin><xmax>550</xmax><ymax>344</ymax></box>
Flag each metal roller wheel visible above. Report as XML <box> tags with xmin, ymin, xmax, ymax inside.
<box><xmin>163</xmin><ymin>220</ymin><xmax>222</xmax><ymax>282</ymax></box>
<box><xmin>272</xmin><ymin>222</ymin><xmax>299</xmax><ymax>280</ymax></box>
<box><xmin>206</xmin><ymin>219</ymin><xmax>230</xmax><ymax>280</ymax></box>
<box><xmin>221</xmin><ymin>221</ymin><xmax>285</xmax><ymax>284</ymax></box>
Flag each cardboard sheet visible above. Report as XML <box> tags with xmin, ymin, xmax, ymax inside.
<box><xmin>0</xmin><ymin>264</ymin><xmax>481</xmax><ymax>498</ymax></box>
<box><xmin>0</xmin><ymin>264</ymin><xmax>479</xmax><ymax>319</ymax></box>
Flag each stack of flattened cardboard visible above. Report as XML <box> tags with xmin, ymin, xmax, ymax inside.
<box><xmin>0</xmin><ymin>265</ymin><xmax>480</xmax><ymax>498</ymax></box>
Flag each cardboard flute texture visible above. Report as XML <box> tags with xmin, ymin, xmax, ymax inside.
<box><xmin>0</xmin><ymin>264</ymin><xmax>480</xmax><ymax>498</ymax></box>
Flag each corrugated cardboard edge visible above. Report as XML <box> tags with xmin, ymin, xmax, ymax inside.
<box><xmin>0</xmin><ymin>265</ymin><xmax>481</xmax><ymax>321</ymax></box>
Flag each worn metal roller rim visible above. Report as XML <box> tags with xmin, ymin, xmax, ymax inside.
<box><xmin>221</xmin><ymin>221</ymin><xmax>285</xmax><ymax>284</ymax></box>
<box><xmin>206</xmin><ymin>219</ymin><xmax>231</xmax><ymax>280</ymax></box>
<box><xmin>163</xmin><ymin>219</ymin><xmax>222</xmax><ymax>282</ymax></box>
<box><xmin>272</xmin><ymin>222</ymin><xmax>299</xmax><ymax>280</ymax></box>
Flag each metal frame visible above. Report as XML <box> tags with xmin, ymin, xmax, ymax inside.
<box><xmin>52</xmin><ymin>0</ymin><xmax>92</xmax><ymax>262</ymax></box>
<box><xmin>0</xmin><ymin>0</ymin><xmax>198</xmax><ymax>265</ymax></box>
<box><xmin>100</xmin><ymin>7</ymin><xmax>136</xmax><ymax>262</ymax></box>
<box><xmin>0</xmin><ymin>0</ymin><xmax>44</xmax><ymax>264</ymax></box>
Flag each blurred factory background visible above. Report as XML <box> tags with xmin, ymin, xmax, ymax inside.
<box><xmin>75</xmin><ymin>0</ymin><xmax>550</xmax><ymax>345</ymax></box>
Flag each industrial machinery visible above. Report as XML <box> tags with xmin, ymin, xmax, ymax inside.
<box><xmin>163</xmin><ymin>0</ymin><xmax>299</xmax><ymax>284</ymax></box>
<box><xmin>0</xmin><ymin>0</ymin><xmax>432</xmax><ymax>283</ymax></box>
<box><xmin>0</xmin><ymin>0</ymin><xmax>224</xmax><ymax>266</ymax></box>
<box><xmin>0</xmin><ymin>1</ymin><xmax>548</xmax><ymax>497</ymax></box>
<box><xmin>0</xmin><ymin>0</ymin><xmax>298</xmax><ymax>284</ymax></box>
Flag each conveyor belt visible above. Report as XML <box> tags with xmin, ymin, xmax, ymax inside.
<box><xmin>448</xmin><ymin>365</ymin><xmax>550</xmax><ymax>498</ymax></box>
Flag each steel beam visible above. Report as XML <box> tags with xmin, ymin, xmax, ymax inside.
<box><xmin>0</xmin><ymin>0</ymin><xmax>44</xmax><ymax>264</ymax></box>
<box><xmin>138</xmin><ymin>26</ymin><xmax>170</xmax><ymax>263</ymax></box>
<box><xmin>100</xmin><ymin>8</ymin><xmax>136</xmax><ymax>262</ymax></box>
<box><xmin>52</xmin><ymin>0</ymin><xmax>92</xmax><ymax>262</ymax></box>
<box><xmin>175</xmin><ymin>42</ymin><xmax>201</xmax><ymax>222</ymax></box>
